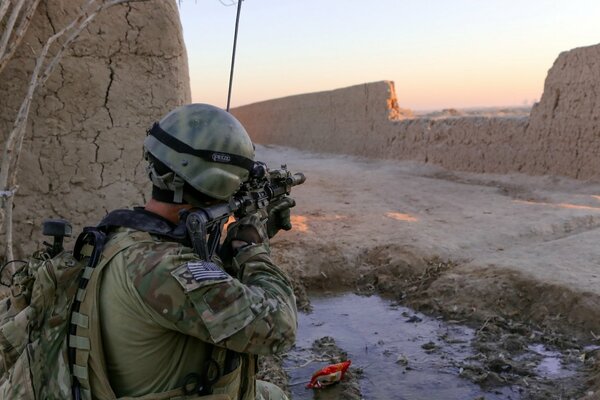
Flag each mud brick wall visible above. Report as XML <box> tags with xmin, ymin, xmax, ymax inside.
<box><xmin>0</xmin><ymin>0</ymin><xmax>190</xmax><ymax>257</ymax></box>
<box><xmin>517</xmin><ymin>44</ymin><xmax>600</xmax><ymax>179</ymax></box>
<box><xmin>233</xmin><ymin>43</ymin><xmax>600</xmax><ymax>180</ymax></box>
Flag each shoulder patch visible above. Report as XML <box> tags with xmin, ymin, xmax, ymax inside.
<box><xmin>187</xmin><ymin>261</ymin><xmax>228</xmax><ymax>281</ymax></box>
<box><xmin>171</xmin><ymin>261</ymin><xmax>231</xmax><ymax>292</ymax></box>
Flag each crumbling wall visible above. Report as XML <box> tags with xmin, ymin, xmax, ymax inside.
<box><xmin>0</xmin><ymin>0</ymin><xmax>190</xmax><ymax>257</ymax></box>
<box><xmin>517</xmin><ymin>45</ymin><xmax>600</xmax><ymax>179</ymax></box>
<box><xmin>232</xmin><ymin>81</ymin><xmax>528</xmax><ymax>174</ymax></box>
<box><xmin>232</xmin><ymin>43</ymin><xmax>600</xmax><ymax>180</ymax></box>
<box><xmin>233</xmin><ymin>81</ymin><xmax>413</xmax><ymax>156</ymax></box>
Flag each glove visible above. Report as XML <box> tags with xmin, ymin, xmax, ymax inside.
<box><xmin>265</xmin><ymin>197</ymin><xmax>296</xmax><ymax>238</ymax></box>
<box><xmin>219</xmin><ymin>213</ymin><xmax>269</xmax><ymax>270</ymax></box>
<box><xmin>226</xmin><ymin>213</ymin><xmax>268</xmax><ymax>246</ymax></box>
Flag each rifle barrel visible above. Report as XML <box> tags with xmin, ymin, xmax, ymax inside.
<box><xmin>289</xmin><ymin>173</ymin><xmax>306</xmax><ymax>186</ymax></box>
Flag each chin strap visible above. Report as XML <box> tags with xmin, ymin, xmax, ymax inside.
<box><xmin>146</xmin><ymin>162</ymin><xmax>185</xmax><ymax>203</ymax></box>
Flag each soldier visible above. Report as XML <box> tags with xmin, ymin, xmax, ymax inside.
<box><xmin>75</xmin><ymin>104</ymin><xmax>297</xmax><ymax>400</ymax></box>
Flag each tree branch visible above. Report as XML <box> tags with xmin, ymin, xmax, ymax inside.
<box><xmin>0</xmin><ymin>0</ymin><xmax>26</xmax><ymax>62</ymax></box>
<box><xmin>0</xmin><ymin>1</ymin><xmax>12</xmax><ymax>26</ymax></box>
<box><xmin>0</xmin><ymin>0</ymin><xmax>42</xmax><ymax>76</ymax></box>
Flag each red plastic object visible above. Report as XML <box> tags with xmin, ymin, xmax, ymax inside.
<box><xmin>306</xmin><ymin>360</ymin><xmax>352</xmax><ymax>389</ymax></box>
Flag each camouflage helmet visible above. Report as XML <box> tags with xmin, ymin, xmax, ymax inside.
<box><xmin>144</xmin><ymin>104</ymin><xmax>255</xmax><ymax>201</ymax></box>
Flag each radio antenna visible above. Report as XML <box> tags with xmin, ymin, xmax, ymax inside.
<box><xmin>226</xmin><ymin>0</ymin><xmax>244</xmax><ymax>111</ymax></box>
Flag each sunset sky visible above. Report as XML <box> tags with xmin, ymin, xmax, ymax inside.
<box><xmin>178</xmin><ymin>1</ymin><xmax>600</xmax><ymax>111</ymax></box>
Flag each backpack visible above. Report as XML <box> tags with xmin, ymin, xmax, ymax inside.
<box><xmin>0</xmin><ymin>221</ymin><xmax>105</xmax><ymax>399</ymax></box>
<box><xmin>0</xmin><ymin>210</ymin><xmax>244</xmax><ymax>400</ymax></box>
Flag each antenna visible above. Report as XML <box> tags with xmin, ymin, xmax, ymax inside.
<box><xmin>226</xmin><ymin>0</ymin><xmax>244</xmax><ymax>111</ymax></box>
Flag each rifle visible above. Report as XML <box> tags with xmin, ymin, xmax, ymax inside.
<box><xmin>183</xmin><ymin>163</ymin><xmax>306</xmax><ymax>260</ymax></box>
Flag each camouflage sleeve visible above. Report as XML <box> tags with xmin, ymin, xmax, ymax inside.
<box><xmin>127</xmin><ymin>240</ymin><xmax>297</xmax><ymax>356</ymax></box>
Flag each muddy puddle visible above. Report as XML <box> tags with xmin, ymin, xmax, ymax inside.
<box><xmin>282</xmin><ymin>293</ymin><xmax>590</xmax><ymax>400</ymax></box>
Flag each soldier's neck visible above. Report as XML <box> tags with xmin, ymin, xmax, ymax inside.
<box><xmin>145</xmin><ymin>198</ymin><xmax>193</xmax><ymax>224</ymax></box>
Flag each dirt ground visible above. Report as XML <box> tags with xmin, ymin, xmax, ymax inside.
<box><xmin>256</xmin><ymin>144</ymin><xmax>600</xmax><ymax>399</ymax></box>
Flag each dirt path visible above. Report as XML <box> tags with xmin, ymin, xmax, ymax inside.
<box><xmin>256</xmin><ymin>144</ymin><xmax>600</xmax><ymax>396</ymax></box>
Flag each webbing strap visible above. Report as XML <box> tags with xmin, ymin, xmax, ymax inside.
<box><xmin>81</xmin><ymin>267</ymin><xmax>94</xmax><ymax>280</ymax></box>
<box><xmin>76</xmin><ymin>288</ymin><xmax>86</xmax><ymax>302</ymax></box>
<box><xmin>69</xmin><ymin>335</ymin><xmax>90</xmax><ymax>350</ymax></box>
<box><xmin>79</xmin><ymin>243</ymin><xmax>95</xmax><ymax>258</ymax></box>
<box><xmin>72</xmin><ymin>364</ymin><xmax>88</xmax><ymax>380</ymax></box>
<box><xmin>71</xmin><ymin>312</ymin><xmax>89</xmax><ymax>329</ymax></box>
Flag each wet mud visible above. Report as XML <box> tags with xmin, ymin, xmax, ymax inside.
<box><xmin>257</xmin><ymin>264</ymin><xmax>600</xmax><ymax>399</ymax></box>
<box><xmin>284</xmin><ymin>293</ymin><xmax>597</xmax><ymax>400</ymax></box>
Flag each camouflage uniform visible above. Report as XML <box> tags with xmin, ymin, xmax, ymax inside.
<box><xmin>83</xmin><ymin>104</ymin><xmax>297</xmax><ymax>399</ymax></box>
<box><xmin>91</xmin><ymin>217</ymin><xmax>296</xmax><ymax>399</ymax></box>
<box><xmin>0</xmin><ymin>104</ymin><xmax>298</xmax><ymax>399</ymax></box>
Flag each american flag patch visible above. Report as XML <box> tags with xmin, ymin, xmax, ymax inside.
<box><xmin>186</xmin><ymin>261</ymin><xmax>229</xmax><ymax>282</ymax></box>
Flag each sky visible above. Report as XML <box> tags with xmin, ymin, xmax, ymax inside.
<box><xmin>178</xmin><ymin>1</ymin><xmax>600</xmax><ymax>111</ymax></box>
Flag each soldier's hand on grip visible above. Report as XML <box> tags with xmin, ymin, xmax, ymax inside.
<box><xmin>266</xmin><ymin>197</ymin><xmax>296</xmax><ymax>238</ymax></box>
<box><xmin>220</xmin><ymin>213</ymin><xmax>269</xmax><ymax>271</ymax></box>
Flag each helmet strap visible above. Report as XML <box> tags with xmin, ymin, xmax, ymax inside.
<box><xmin>147</xmin><ymin>122</ymin><xmax>255</xmax><ymax>172</ymax></box>
<box><xmin>147</xmin><ymin>163</ymin><xmax>185</xmax><ymax>203</ymax></box>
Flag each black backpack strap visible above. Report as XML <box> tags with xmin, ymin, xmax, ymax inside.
<box><xmin>70</xmin><ymin>227</ymin><xmax>106</xmax><ymax>400</ymax></box>
<box><xmin>73</xmin><ymin>227</ymin><xmax>106</xmax><ymax>264</ymax></box>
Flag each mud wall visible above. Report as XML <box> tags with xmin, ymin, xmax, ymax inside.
<box><xmin>232</xmin><ymin>43</ymin><xmax>600</xmax><ymax>180</ymax></box>
<box><xmin>0</xmin><ymin>0</ymin><xmax>190</xmax><ymax>257</ymax></box>
<box><xmin>518</xmin><ymin>44</ymin><xmax>600</xmax><ymax>179</ymax></box>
